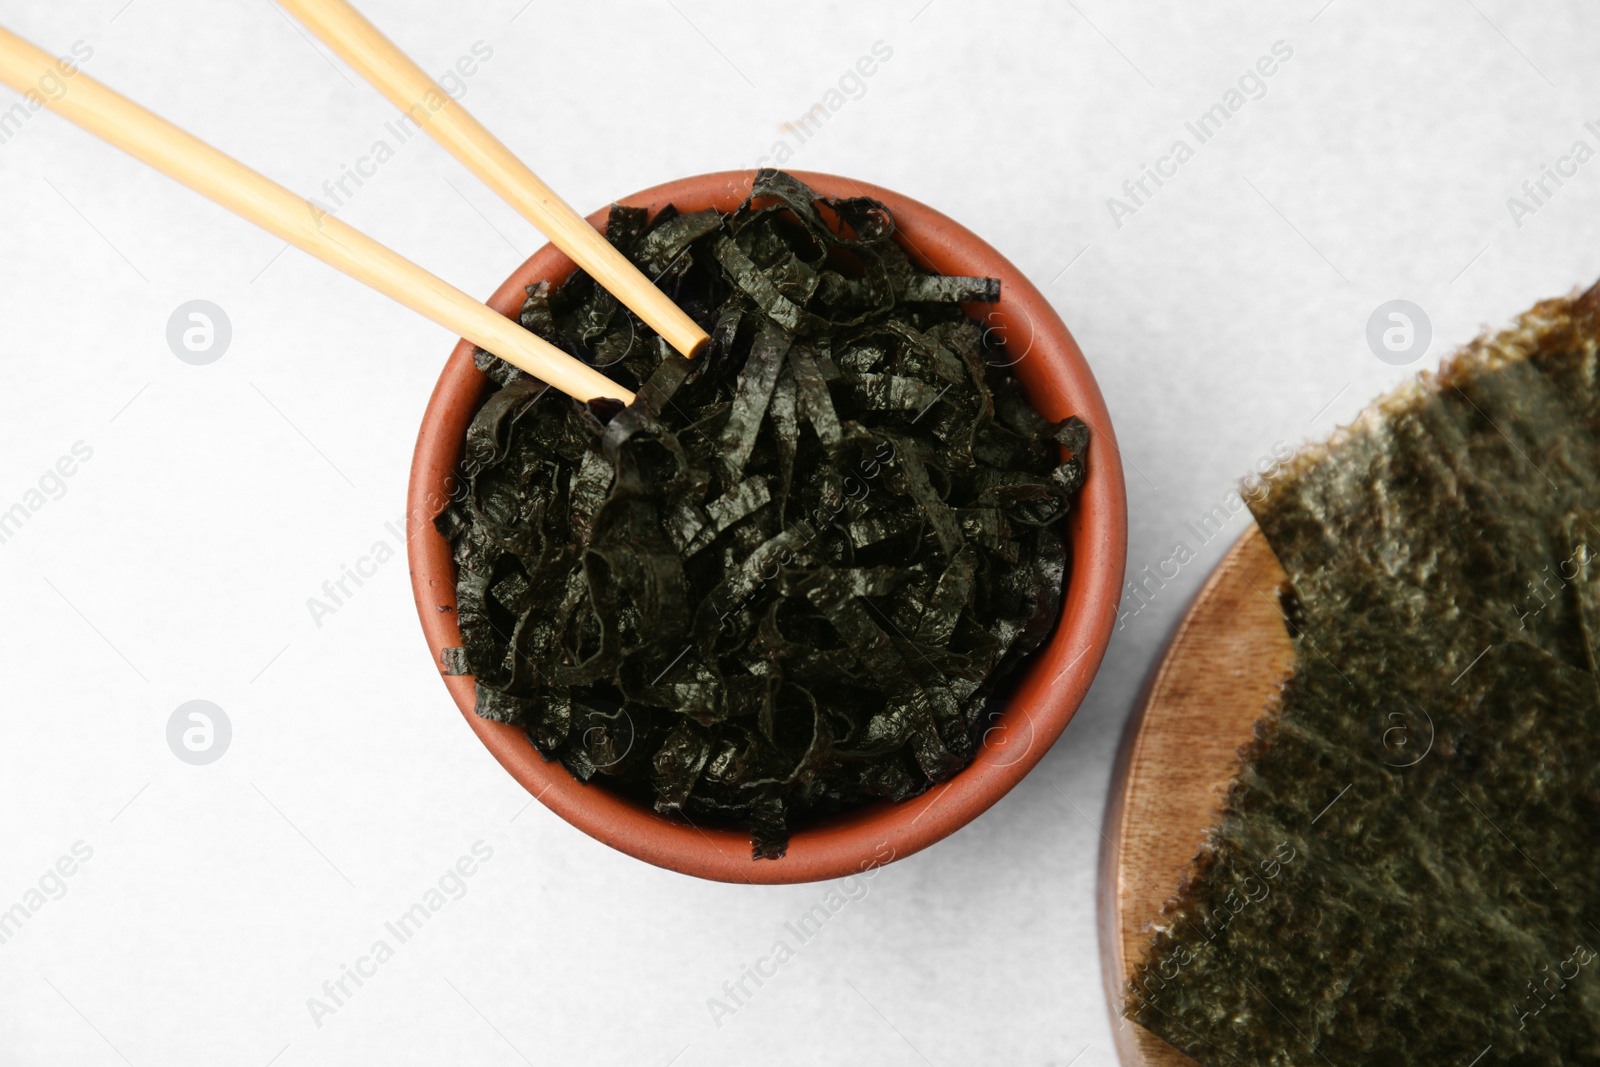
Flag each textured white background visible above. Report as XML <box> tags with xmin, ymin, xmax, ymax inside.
<box><xmin>1</xmin><ymin>1</ymin><xmax>1597</xmax><ymax>1064</ymax></box>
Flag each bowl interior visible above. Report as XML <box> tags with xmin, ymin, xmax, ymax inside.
<box><xmin>407</xmin><ymin>170</ymin><xmax>1128</xmax><ymax>884</ymax></box>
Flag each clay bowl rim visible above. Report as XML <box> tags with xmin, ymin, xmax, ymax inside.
<box><xmin>407</xmin><ymin>169</ymin><xmax>1128</xmax><ymax>885</ymax></box>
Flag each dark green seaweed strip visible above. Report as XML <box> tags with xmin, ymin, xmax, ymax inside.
<box><xmin>716</xmin><ymin>319</ymin><xmax>791</xmax><ymax>482</ymax></box>
<box><xmin>636</xmin><ymin>208</ymin><xmax>722</xmax><ymax>278</ymax></box>
<box><xmin>898</xmin><ymin>274</ymin><xmax>1001</xmax><ymax>304</ymax></box>
<box><xmin>788</xmin><ymin>343</ymin><xmax>845</xmax><ymax>450</ymax></box>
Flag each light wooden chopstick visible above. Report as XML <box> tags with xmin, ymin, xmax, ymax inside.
<box><xmin>277</xmin><ymin>0</ymin><xmax>710</xmax><ymax>361</ymax></box>
<box><xmin>0</xmin><ymin>26</ymin><xmax>633</xmax><ymax>405</ymax></box>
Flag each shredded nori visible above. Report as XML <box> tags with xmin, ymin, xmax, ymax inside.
<box><xmin>436</xmin><ymin>170</ymin><xmax>1088</xmax><ymax>858</ymax></box>
<box><xmin>1126</xmin><ymin>282</ymin><xmax>1600</xmax><ymax>1063</ymax></box>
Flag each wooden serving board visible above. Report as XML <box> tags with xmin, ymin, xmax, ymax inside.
<box><xmin>1098</xmin><ymin>524</ymin><xmax>1297</xmax><ymax>1067</ymax></box>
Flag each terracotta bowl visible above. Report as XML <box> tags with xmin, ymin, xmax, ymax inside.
<box><xmin>407</xmin><ymin>170</ymin><xmax>1127</xmax><ymax>884</ymax></box>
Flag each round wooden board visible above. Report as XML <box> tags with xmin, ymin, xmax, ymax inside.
<box><xmin>1097</xmin><ymin>524</ymin><xmax>1297</xmax><ymax>1067</ymax></box>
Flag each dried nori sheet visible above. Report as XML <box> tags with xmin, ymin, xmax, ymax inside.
<box><xmin>1250</xmin><ymin>292</ymin><xmax>1600</xmax><ymax>670</ymax></box>
<box><xmin>1127</xmin><ymin>282</ymin><xmax>1600</xmax><ymax>1064</ymax></box>
<box><xmin>436</xmin><ymin>170</ymin><xmax>1088</xmax><ymax>858</ymax></box>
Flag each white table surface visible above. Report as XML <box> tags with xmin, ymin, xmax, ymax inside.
<box><xmin>2</xmin><ymin>1</ymin><xmax>1597</xmax><ymax>1064</ymax></box>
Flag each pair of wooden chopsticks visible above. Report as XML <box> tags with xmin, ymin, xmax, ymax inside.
<box><xmin>0</xmin><ymin>0</ymin><xmax>711</xmax><ymax>405</ymax></box>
